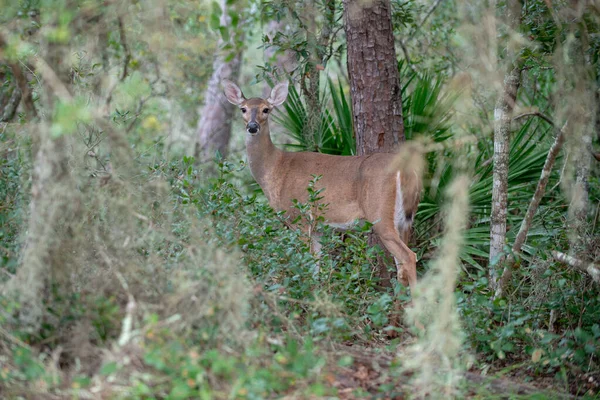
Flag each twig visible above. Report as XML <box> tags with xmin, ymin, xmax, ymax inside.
<box><xmin>399</xmin><ymin>39</ymin><xmax>418</xmax><ymax>73</ymax></box>
<box><xmin>117</xmin><ymin>17</ymin><xmax>131</xmax><ymax>81</ymax></box>
<box><xmin>513</xmin><ymin>111</ymin><xmax>555</xmax><ymax>126</ymax></box>
<box><xmin>552</xmin><ymin>251</ymin><xmax>600</xmax><ymax>284</ymax></box>
<box><xmin>420</xmin><ymin>0</ymin><xmax>444</xmax><ymax>28</ymax></box>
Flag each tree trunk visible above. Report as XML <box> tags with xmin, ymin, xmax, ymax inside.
<box><xmin>564</xmin><ymin>43</ymin><xmax>594</xmax><ymax>256</ymax></box>
<box><xmin>3</xmin><ymin>37</ymin><xmax>78</xmax><ymax>332</ymax></box>
<box><xmin>0</xmin><ymin>72</ymin><xmax>21</xmax><ymax>122</ymax></box>
<box><xmin>489</xmin><ymin>65</ymin><xmax>521</xmax><ymax>291</ymax></box>
<box><xmin>343</xmin><ymin>0</ymin><xmax>404</xmax><ymax>154</ymax></box>
<box><xmin>495</xmin><ymin>114</ymin><xmax>564</xmax><ymax>298</ymax></box>
<box><xmin>343</xmin><ymin>0</ymin><xmax>405</xmax><ymax>285</ymax></box>
<box><xmin>488</xmin><ymin>0</ymin><xmax>523</xmax><ymax>292</ymax></box>
<box><xmin>195</xmin><ymin>0</ymin><xmax>243</xmax><ymax>162</ymax></box>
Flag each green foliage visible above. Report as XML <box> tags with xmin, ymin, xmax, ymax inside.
<box><xmin>274</xmin><ymin>78</ymin><xmax>355</xmax><ymax>155</ymax></box>
<box><xmin>183</xmin><ymin>159</ymin><xmax>395</xmax><ymax>340</ymax></box>
<box><xmin>459</xmin><ymin>268</ymin><xmax>600</xmax><ymax>376</ymax></box>
<box><xmin>51</xmin><ymin>97</ymin><xmax>92</xmax><ymax>137</ymax></box>
<box><xmin>1</xmin><ymin>0</ymin><xmax>599</xmax><ymax>398</ymax></box>
<box><xmin>0</xmin><ymin>131</ymin><xmax>27</xmax><ymax>277</ymax></box>
<box><xmin>116</xmin><ymin>329</ymin><xmax>329</xmax><ymax>399</ymax></box>
<box><xmin>400</xmin><ymin>61</ymin><xmax>454</xmax><ymax>142</ymax></box>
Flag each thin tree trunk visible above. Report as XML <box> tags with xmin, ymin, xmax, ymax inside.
<box><xmin>343</xmin><ymin>0</ymin><xmax>404</xmax><ymax>154</ymax></box>
<box><xmin>554</xmin><ymin>21</ymin><xmax>595</xmax><ymax>259</ymax></box>
<box><xmin>0</xmin><ymin>34</ymin><xmax>37</xmax><ymax>121</ymax></box>
<box><xmin>10</xmin><ymin>62</ymin><xmax>37</xmax><ymax>120</ymax></box>
<box><xmin>195</xmin><ymin>0</ymin><xmax>243</xmax><ymax>162</ymax></box>
<box><xmin>0</xmin><ymin>78</ymin><xmax>21</xmax><ymax>122</ymax></box>
<box><xmin>489</xmin><ymin>65</ymin><xmax>521</xmax><ymax>291</ymax></box>
<box><xmin>3</xmin><ymin>37</ymin><xmax>78</xmax><ymax>331</ymax></box>
<box><xmin>495</xmin><ymin>115</ymin><xmax>564</xmax><ymax>298</ymax></box>
<box><xmin>488</xmin><ymin>0</ymin><xmax>523</xmax><ymax>292</ymax></box>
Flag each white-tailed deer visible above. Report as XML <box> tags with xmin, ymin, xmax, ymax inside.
<box><xmin>223</xmin><ymin>80</ymin><xmax>421</xmax><ymax>292</ymax></box>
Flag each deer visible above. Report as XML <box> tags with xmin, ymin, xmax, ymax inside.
<box><xmin>222</xmin><ymin>79</ymin><xmax>422</xmax><ymax>294</ymax></box>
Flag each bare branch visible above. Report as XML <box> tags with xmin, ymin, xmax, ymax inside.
<box><xmin>513</xmin><ymin>111</ymin><xmax>555</xmax><ymax>127</ymax></box>
<box><xmin>33</xmin><ymin>57</ymin><xmax>73</xmax><ymax>102</ymax></box>
<box><xmin>399</xmin><ymin>39</ymin><xmax>418</xmax><ymax>73</ymax></box>
<box><xmin>117</xmin><ymin>17</ymin><xmax>131</xmax><ymax>81</ymax></box>
<box><xmin>0</xmin><ymin>80</ymin><xmax>21</xmax><ymax>122</ymax></box>
<box><xmin>552</xmin><ymin>251</ymin><xmax>600</xmax><ymax>283</ymax></box>
<box><xmin>420</xmin><ymin>0</ymin><xmax>445</xmax><ymax>28</ymax></box>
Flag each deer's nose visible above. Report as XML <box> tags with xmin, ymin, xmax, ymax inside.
<box><xmin>247</xmin><ymin>122</ymin><xmax>259</xmax><ymax>134</ymax></box>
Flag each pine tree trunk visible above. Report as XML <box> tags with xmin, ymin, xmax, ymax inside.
<box><xmin>195</xmin><ymin>0</ymin><xmax>243</xmax><ymax>162</ymax></box>
<box><xmin>343</xmin><ymin>0</ymin><xmax>405</xmax><ymax>285</ymax></box>
<box><xmin>343</xmin><ymin>0</ymin><xmax>404</xmax><ymax>154</ymax></box>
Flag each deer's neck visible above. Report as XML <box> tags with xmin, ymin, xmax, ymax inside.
<box><xmin>245</xmin><ymin>125</ymin><xmax>282</xmax><ymax>189</ymax></box>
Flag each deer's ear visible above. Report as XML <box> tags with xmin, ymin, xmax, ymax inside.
<box><xmin>222</xmin><ymin>79</ymin><xmax>245</xmax><ymax>105</ymax></box>
<box><xmin>267</xmin><ymin>81</ymin><xmax>289</xmax><ymax>107</ymax></box>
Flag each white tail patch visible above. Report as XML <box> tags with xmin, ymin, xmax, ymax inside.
<box><xmin>394</xmin><ymin>171</ymin><xmax>407</xmax><ymax>232</ymax></box>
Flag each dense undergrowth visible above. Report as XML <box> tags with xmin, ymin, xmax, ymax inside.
<box><xmin>2</xmin><ymin>137</ymin><xmax>598</xmax><ymax>397</ymax></box>
<box><xmin>1</xmin><ymin>0</ymin><xmax>600</xmax><ymax>399</ymax></box>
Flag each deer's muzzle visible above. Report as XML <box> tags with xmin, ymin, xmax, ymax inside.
<box><xmin>247</xmin><ymin>121</ymin><xmax>260</xmax><ymax>135</ymax></box>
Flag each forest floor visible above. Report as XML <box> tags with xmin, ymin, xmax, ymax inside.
<box><xmin>316</xmin><ymin>338</ymin><xmax>595</xmax><ymax>399</ymax></box>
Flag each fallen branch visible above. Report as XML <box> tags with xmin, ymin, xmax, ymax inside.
<box><xmin>552</xmin><ymin>251</ymin><xmax>600</xmax><ymax>283</ymax></box>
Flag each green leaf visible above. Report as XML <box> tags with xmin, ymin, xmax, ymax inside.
<box><xmin>99</xmin><ymin>362</ymin><xmax>118</xmax><ymax>376</ymax></box>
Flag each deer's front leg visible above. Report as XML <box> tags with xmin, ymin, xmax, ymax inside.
<box><xmin>373</xmin><ymin>224</ymin><xmax>417</xmax><ymax>292</ymax></box>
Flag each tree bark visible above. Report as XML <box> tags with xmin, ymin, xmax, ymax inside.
<box><xmin>552</xmin><ymin>251</ymin><xmax>600</xmax><ymax>284</ymax></box>
<box><xmin>0</xmin><ymin>76</ymin><xmax>21</xmax><ymax>122</ymax></box>
<box><xmin>0</xmin><ymin>34</ymin><xmax>37</xmax><ymax>121</ymax></box>
<box><xmin>195</xmin><ymin>0</ymin><xmax>243</xmax><ymax>162</ymax></box>
<box><xmin>489</xmin><ymin>66</ymin><xmax>521</xmax><ymax>291</ymax></box>
<box><xmin>488</xmin><ymin>0</ymin><xmax>523</xmax><ymax>292</ymax></box>
<box><xmin>495</xmin><ymin>114</ymin><xmax>564</xmax><ymax>298</ymax></box>
<box><xmin>343</xmin><ymin>0</ymin><xmax>404</xmax><ymax>154</ymax></box>
<box><xmin>343</xmin><ymin>0</ymin><xmax>405</xmax><ymax>285</ymax></box>
<box><xmin>3</xmin><ymin>37</ymin><xmax>78</xmax><ymax>332</ymax></box>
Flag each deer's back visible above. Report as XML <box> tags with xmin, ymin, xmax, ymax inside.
<box><xmin>264</xmin><ymin>151</ymin><xmax>419</xmax><ymax>226</ymax></box>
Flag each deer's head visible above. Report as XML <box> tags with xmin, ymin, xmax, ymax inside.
<box><xmin>222</xmin><ymin>80</ymin><xmax>289</xmax><ymax>136</ymax></box>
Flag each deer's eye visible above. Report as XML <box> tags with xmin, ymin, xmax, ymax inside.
<box><xmin>241</xmin><ymin>107</ymin><xmax>247</xmax><ymax>113</ymax></box>
<box><xmin>263</xmin><ymin>108</ymin><xmax>270</xmax><ymax>114</ymax></box>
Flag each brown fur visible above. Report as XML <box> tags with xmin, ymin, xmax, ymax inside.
<box><xmin>223</xmin><ymin>81</ymin><xmax>421</xmax><ymax>291</ymax></box>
